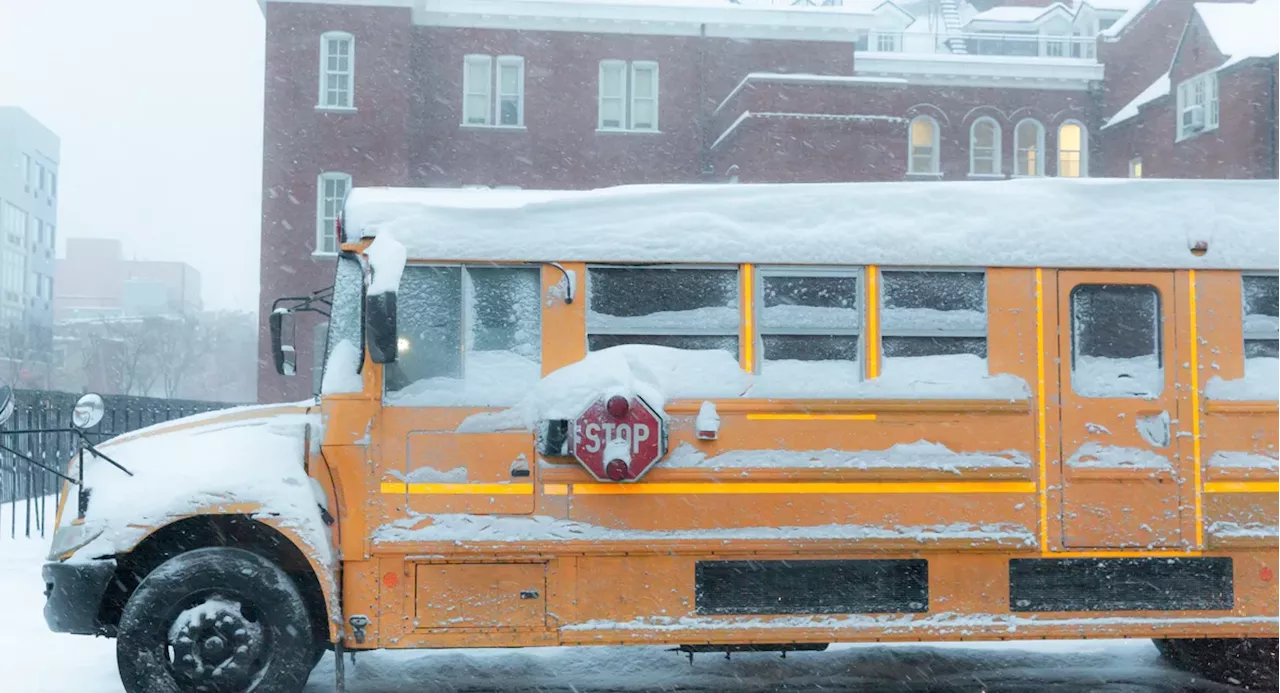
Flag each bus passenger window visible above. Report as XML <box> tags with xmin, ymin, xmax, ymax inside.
<box><xmin>754</xmin><ymin>271</ymin><xmax>860</xmax><ymax>392</ymax></box>
<box><xmin>1242</xmin><ymin>274</ymin><xmax>1279</xmax><ymax>359</ymax></box>
<box><xmin>587</xmin><ymin>267</ymin><xmax>739</xmax><ymax>358</ymax></box>
<box><xmin>384</xmin><ymin>265</ymin><xmax>541</xmax><ymax>405</ymax></box>
<box><xmin>879</xmin><ymin>270</ymin><xmax>987</xmax><ymax>379</ymax></box>
<box><xmin>1070</xmin><ymin>284</ymin><xmax>1162</xmax><ymax>398</ymax></box>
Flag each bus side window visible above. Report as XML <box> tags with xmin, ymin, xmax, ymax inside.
<box><xmin>754</xmin><ymin>270</ymin><xmax>861</xmax><ymax>390</ymax></box>
<box><xmin>586</xmin><ymin>266</ymin><xmax>740</xmax><ymax>358</ymax></box>
<box><xmin>879</xmin><ymin>270</ymin><xmax>988</xmax><ymax>379</ymax></box>
<box><xmin>1242</xmin><ymin>274</ymin><xmax>1279</xmax><ymax>360</ymax></box>
<box><xmin>384</xmin><ymin>265</ymin><xmax>541</xmax><ymax>406</ymax></box>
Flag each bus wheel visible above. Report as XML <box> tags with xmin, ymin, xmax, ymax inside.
<box><xmin>116</xmin><ymin>547</ymin><xmax>316</xmax><ymax>693</ymax></box>
<box><xmin>1154</xmin><ymin>637</ymin><xmax>1279</xmax><ymax>690</ymax></box>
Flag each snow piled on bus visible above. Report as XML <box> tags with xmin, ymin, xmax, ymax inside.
<box><xmin>343</xmin><ymin>179</ymin><xmax>1279</xmax><ymax>271</ymax></box>
<box><xmin>455</xmin><ymin>345</ymin><xmax>1028</xmax><ymax>432</ymax></box>
<box><xmin>1206</xmin><ymin>357</ymin><xmax>1279</xmax><ymax>400</ymax></box>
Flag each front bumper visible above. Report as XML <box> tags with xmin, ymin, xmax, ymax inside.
<box><xmin>43</xmin><ymin>559</ymin><xmax>116</xmax><ymax>636</ymax></box>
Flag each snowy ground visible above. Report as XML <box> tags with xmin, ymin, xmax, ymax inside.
<box><xmin>0</xmin><ymin>531</ymin><xmax>1246</xmax><ymax>693</ymax></box>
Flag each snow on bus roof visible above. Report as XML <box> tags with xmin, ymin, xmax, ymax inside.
<box><xmin>343</xmin><ymin>179</ymin><xmax>1279</xmax><ymax>270</ymax></box>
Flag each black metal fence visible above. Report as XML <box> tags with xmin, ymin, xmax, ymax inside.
<box><xmin>0</xmin><ymin>390</ymin><xmax>234</xmax><ymax>540</ymax></box>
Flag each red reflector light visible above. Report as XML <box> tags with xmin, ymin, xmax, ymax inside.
<box><xmin>606</xmin><ymin>396</ymin><xmax>630</xmax><ymax>418</ymax></box>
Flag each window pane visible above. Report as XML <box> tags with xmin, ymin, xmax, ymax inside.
<box><xmin>973</xmin><ymin>121</ymin><xmax>995</xmax><ymax>148</ymax></box>
<box><xmin>601</xmin><ymin>64</ymin><xmax>623</xmax><ymax>97</ymax></box>
<box><xmin>1071</xmin><ymin>284</ymin><xmax>1163</xmax><ymax>397</ymax></box>
<box><xmin>588</xmin><ymin>267</ymin><xmax>738</xmax><ymax>332</ymax></box>
<box><xmin>588</xmin><ymin>334</ymin><xmax>738</xmax><ymax>358</ymax></box>
<box><xmin>467</xmin><ymin>60</ymin><xmax>490</xmax><ymax>89</ymax></box>
<box><xmin>632</xmin><ymin>99</ymin><xmax>654</xmax><ymax>129</ymax></box>
<box><xmin>762</xmin><ymin>274</ymin><xmax>859</xmax><ymax>330</ymax></box>
<box><xmin>883</xmin><ymin>336</ymin><xmax>986</xmax><ymax>358</ymax></box>
<box><xmin>500</xmin><ymin>97</ymin><xmax>520</xmax><ymax>125</ymax></box>
<box><xmin>465</xmin><ymin>94</ymin><xmax>490</xmax><ymax>123</ymax></box>
<box><xmin>500</xmin><ymin>64</ymin><xmax>519</xmax><ymax>94</ymax></box>
<box><xmin>882</xmin><ymin>271</ymin><xmax>985</xmax><ymax>331</ymax></box>
<box><xmin>600</xmin><ymin>97</ymin><xmax>623</xmax><ymax>128</ymax></box>
<box><xmin>1245</xmin><ymin>339</ymin><xmax>1279</xmax><ymax>359</ymax></box>
<box><xmin>911</xmin><ymin>118</ymin><xmax>933</xmax><ymax>147</ymax></box>
<box><xmin>386</xmin><ymin>266</ymin><xmax>463</xmax><ymax>393</ymax></box>
<box><xmin>633</xmin><ymin>67</ymin><xmax>653</xmax><ymax>98</ymax></box>
<box><xmin>763</xmin><ymin>334</ymin><xmax>859</xmax><ymax>361</ymax></box>
<box><xmin>319</xmin><ymin>255</ymin><xmax>365</xmax><ymax>394</ymax></box>
<box><xmin>1243</xmin><ymin>276</ymin><xmax>1279</xmax><ymax>322</ymax></box>
<box><xmin>468</xmin><ymin>267</ymin><xmax>540</xmax><ymax>360</ymax></box>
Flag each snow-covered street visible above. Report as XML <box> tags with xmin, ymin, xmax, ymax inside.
<box><xmin>0</xmin><ymin>533</ymin><xmax>1248</xmax><ymax>693</ymax></box>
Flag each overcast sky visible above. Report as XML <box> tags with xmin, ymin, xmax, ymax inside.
<box><xmin>0</xmin><ymin>0</ymin><xmax>265</xmax><ymax>312</ymax></box>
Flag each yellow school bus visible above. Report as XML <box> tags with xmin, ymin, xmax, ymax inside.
<box><xmin>36</xmin><ymin>179</ymin><xmax>1278</xmax><ymax>692</ymax></box>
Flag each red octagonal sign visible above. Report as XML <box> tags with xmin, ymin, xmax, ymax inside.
<box><xmin>571</xmin><ymin>394</ymin><xmax>667</xmax><ymax>482</ymax></box>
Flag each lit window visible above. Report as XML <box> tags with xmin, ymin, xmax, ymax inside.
<box><xmin>970</xmin><ymin>118</ymin><xmax>1001</xmax><ymax>175</ymax></box>
<box><xmin>1176</xmin><ymin>72</ymin><xmax>1219</xmax><ymax>141</ymax></box>
<box><xmin>1057</xmin><ymin>121</ymin><xmax>1087</xmax><ymax>177</ymax></box>
<box><xmin>1015</xmin><ymin>119</ymin><xmax>1044</xmax><ymax>176</ymax></box>
<box><xmin>908</xmin><ymin>116</ymin><xmax>939</xmax><ymax>175</ymax></box>
<box><xmin>462</xmin><ymin>55</ymin><xmax>525</xmax><ymax>127</ymax></box>
<box><xmin>599</xmin><ymin>60</ymin><xmax>659</xmax><ymax>132</ymax></box>
<box><xmin>1128</xmin><ymin>157</ymin><xmax>1143</xmax><ymax>178</ymax></box>
<box><xmin>318</xmin><ymin>31</ymin><xmax>354</xmax><ymax>109</ymax></box>
<box><xmin>587</xmin><ymin>267</ymin><xmax>739</xmax><ymax>356</ymax></box>
<box><xmin>315</xmin><ymin>172</ymin><xmax>351</xmax><ymax>255</ymax></box>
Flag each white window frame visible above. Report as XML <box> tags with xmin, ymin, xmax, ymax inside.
<box><xmin>907</xmin><ymin>115</ymin><xmax>940</xmax><ymax>176</ymax></box>
<box><xmin>1175</xmin><ymin>71</ymin><xmax>1219</xmax><ymax>141</ymax></box>
<box><xmin>755</xmin><ymin>266</ymin><xmax>864</xmax><ymax>378</ymax></box>
<box><xmin>1056</xmin><ymin>120</ymin><xmax>1088</xmax><ymax>177</ymax></box>
<box><xmin>1014</xmin><ymin>119</ymin><xmax>1045</xmax><ymax>176</ymax></box>
<box><xmin>1128</xmin><ymin>157</ymin><xmax>1143</xmax><ymax>178</ymax></box>
<box><xmin>20</xmin><ymin>154</ymin><xmax>31</xmax><ymax>191</ymax></box>
<box><xmin>969</xmin><ymin>117</ymin><xmax>1002</xmax><ymax>177</ymax></box>
<box><xmin>872</xmin><ymin>31</ymin><xmax>900</xmax><ymax>52</ymax></box>
<box><xmin>598</xmin><ymin>60</ymin><xmax>660</xmax><ymax>133</ymax></box>
<box><xmin>317</xmin><ymin>31</ymin><xmax>355</xmax><ymax>111</ymax></box>
<box><xmin>462</xmin><ymin>55</ymin><xmax>525</xmax><ymax>128</ymax></box>
<box><xmin>315</xmin><ymin>172</ymin><xmax>352</xmax><ymax>256</ymax></box>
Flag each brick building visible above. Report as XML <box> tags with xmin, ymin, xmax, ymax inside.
<box><xmin>257</xmin><ymin>0</ymin><xmax>1278</xmax><ymax>402</ymax></box>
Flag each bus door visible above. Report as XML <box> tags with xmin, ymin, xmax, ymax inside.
<box><xmin>1057</xmin><ymin>271</ymin><xmax>1186</xmax><ymax>549</ymax></box>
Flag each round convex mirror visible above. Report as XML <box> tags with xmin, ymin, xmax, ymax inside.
<box><xmin>0</xmin><ymin>385</ymin><xmax>13</xmax><ymax>427</ymax></box>
<box><xmin>72</xmin><ymin>393</ymin><xmax>105</xmax><ymax>430</ymax></box>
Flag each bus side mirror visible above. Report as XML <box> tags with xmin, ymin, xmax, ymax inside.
<box><xmin>270</xmin><ymin>311</ymin><xmax>297</xmax><ymax>376</ymax></box>
<box><xmin>366</xmin><ymin>291</ymin><xmax>398</xmax><ymax>364</ymax></box>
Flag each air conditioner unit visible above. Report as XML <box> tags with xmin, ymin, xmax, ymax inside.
<box><xmin>1182</xmin><ymin>104</ymin><xmax>1205</xmax><ymax>132</ymax></box>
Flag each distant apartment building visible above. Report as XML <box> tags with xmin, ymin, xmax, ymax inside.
<box><xmin>54</xmin><ymin>238</ymin><xmax>202</xmax><ymax>320</ymax></box>
<box><xmin>0</xmin><ymin>107</ymin><xmax>59</xmax><ymax>387</ymax></box>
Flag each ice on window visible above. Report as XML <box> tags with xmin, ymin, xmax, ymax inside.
<box><xmin>587</xmin><ymin>267</ymin><xmax>739</xmax><ymax>358</ymax></box>
<box><xmin>1070</xmin><ymin>284</ymin><xmax>1163</xmax><ymax>398</ymax></box>
<box><xmin>881</xmin><ymin>271</ymin><xmax>987</xmax><ymax>365</ymax></box>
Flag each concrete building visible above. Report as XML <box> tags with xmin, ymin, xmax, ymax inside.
<box><xmin>0</xmin><ymin>107</ymin><xmax>59</xmax><ymax>387</ymax></box>
<box><xmin>54</xmin><ymin>238</ymin><xmax>203</xmax><ymax>320</ymax></box>
<box><xmin>256</xmin><ymin>0</ymin><xmax>1277</xmax><ymax>401</ymax></box>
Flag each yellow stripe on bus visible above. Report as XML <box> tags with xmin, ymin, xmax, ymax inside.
<box><xmin>380</xmin><ymin>483</ymin><xmax>536</xmax><ymax>495</ymax></box>
<box><xmin>1203</xmin><ymin>481</ymin><xmax>1279</xmax><ymax>494</ymax></box>
<box><xmin>1034</xmin><ymin>268</ymin><xmax>1049</xmax><ymax>551</ymax></box>
<box><xmin>1189</xmin><ymin>269</ymin><xmax>1205</xmax><ymax>548</ymax></box>
<box><xmin>746</xmin><ymin>413</ymin><xmax>878</xmax><ymax>421</ymax></box>
<box><xmin>544</xmin><ymin>481</ymin><xmax>1034</xmax><ymax>496</ymax></box>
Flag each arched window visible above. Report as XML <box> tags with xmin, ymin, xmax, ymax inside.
<box><xmin>1015</xmin><ymin>119</ymin><xmax>1045</xmax><ymax>176</ymax></box>
<box><xmin>318</xmin><ymin>31</ymin><xmax>355</xmax><ymax>109</ymax></box>
<box><xmin>1058</xmin><ymin>121</ymin><xmax>1088</xmax><ymax>177</ymax></box>
<box><xmin>970</xmin><ymin>117</ymin><xmax>1001</xmax><ymax>176</ymax></box>
<box><xmin>908</xmin><ymin>116</ymin><xmax>940</xmax><ymax>175</ymax></box>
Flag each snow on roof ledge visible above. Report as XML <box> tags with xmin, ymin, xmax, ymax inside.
<box><xmin>1102</xmin><ymin>71</ymin><xmax>1169</xmax><ymax>128</ymax></box>
<box><xmin>343</xmin><ymin>179</ymin><xmax>1280</xmax><ymax>271</ymax></box>
<box><xmin>1195</xmin><ymin>0</ymin><xmax>1280</xmax><ymax>69</ymax></box>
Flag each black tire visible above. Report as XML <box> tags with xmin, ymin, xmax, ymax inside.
<box><xmin>116</xmin><ymin>547</ymin><xmax>316</xmax><ymax>693</ymax></box>
<box><xmin>1154</xmin><ymin>637</ymin><xmax>1279</xmax><ymax>690</ymax></box>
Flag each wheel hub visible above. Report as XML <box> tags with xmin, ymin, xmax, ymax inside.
<box><xmin>167</xmin><ymin>598</ymin><xmax>265</xmax><ymax>693</ymax></box>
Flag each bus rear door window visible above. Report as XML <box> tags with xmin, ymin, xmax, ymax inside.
<box><xmin>1243</xmin><ymin>274</ymin><xmax>1279</xmax><ymax>359</ymax></box>
<box><xmin>1070</xmin><ymin>284</ymin><xmax>1162</xmax><ymax>398</ymax></box>
<box><xmin>385</xmin><ymin>265</ymin><xmax>540</xmax><ymax>405</ymax></box>
<box><xmin>586</xmin><ymin>267</ymin><xmax>739</xmax><ymax>358</ymax></box>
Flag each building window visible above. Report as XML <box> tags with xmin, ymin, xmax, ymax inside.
<box><xmin>1057</xmin><ymin>121</ymin><xmax>1087</xmax><ymax>177</ymax></box>
<box><xmin>2</xmin><ymin>202</ymin><xmax>26</xmax><ymax>247</ymax></box>
<box><xmin>384</xmin><ymin>265</ymin><xmax>541</xmax><ymax>405</ymax></box>
<box><xmin>1015</xmin><ymin>119</ymin><xmax>1045</xmax><ymax>176</ymax></box>
<box><xmin>908</xmin><ymin>116</ymin><xmax>939</xmax><ymax>175</ymax></box>
<box><xmin>969</xmin><ymin>118</ymin><xmax>1001</xmax><ymax>176</ymax></box>
<box><xmin>1128</xmin><ymin>157</ymin><xmax>1143</xmax><ymax>178</ymax></box>
<box><xmin>587</xmin><ymin>266</ymin><xmax>739</xmax><ymax>356</ymax></box>
<box><xmin>598</xmin><ymin>60</ymin><xmax>659</xmax><ymax>132</ymax></box>
<box><xmin>315</xmin><ymin>172</ymin><xmax>351</xmax><ymax>255</ymax></box>
<box><xmin>755</xmin><ymin>269</ymin><xmax>861</xmax><ymax>390</ymax></box>
<box><xmin>20</xmin><ymin>154</ymin><xmax>31</xmax><ymax>190</ymax></box>
<box><xmin>1176</xmin><ymin>71</ymin><xmax>1218</xmax><ymax>141</ymax></box>
<box><xmin>1242</xmin><ymin>274</ymin><xmax>1279</xmax><ymax>360</ymax></box>
<box><xmin>875</xmin><ymin>32</ymin><xmax>900</xmax><ymax>52</ymax></box>
<box><xmin>462</xmin><ymin>55</ymin><xmax>525</xmax><ymax>127</ymax></box>
<box><xmin>880</xmin><ymin>269</ymin><xmax>988</xmax><ymax>377</ymax></box>
<box><xmin>318</xmin><ymin>31</ymin><xmax>354</xmax><ymax>109</ymax></box>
